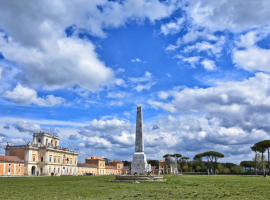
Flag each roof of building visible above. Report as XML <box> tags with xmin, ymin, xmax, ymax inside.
<box><xmin>86</xmin><ymin>155</ymin><xmax>104</xmax><ymax>160</ymax></box>
<box><xmin>109</xmin><ymin>159</ymin><xmax>122</xmax><ymax>163</ymax></box>
<box><xmin>151</xmin><ymin>166</ymin><xmax>158</xmax><ymax>169</ymax></box>
<box><xmin>105</xmin><ymin>165</ymin><xmax>117</xmax><ymax>169</ymax></box>
<box><xmin>159</xmin><ymin>159</ymin><xmax>165</xmax><ymax>162</ymax></box>
<box><xmin>77</xmin><ymin>163</ymin><xmax>97</xmax><ymax>168</ymax></box>
<box><xmin>0</xmin><ymin>155</ymin><xmax>24</xmax><ymax>163</ymax></box>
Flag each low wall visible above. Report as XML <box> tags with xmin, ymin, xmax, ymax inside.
<box><xmin>181</xmin><ymin>172</ymin><xmax>267</xmax><ymax>175</ymax></box>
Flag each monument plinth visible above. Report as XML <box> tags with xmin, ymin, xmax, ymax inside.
<box><xmin>131</xmin><ymin>104</ymin><xmax>147</xmax><ymax>175</ymax></box>
<box><xmin>114</xmin><ymin>104</ymin><xmax>165</xmax><ymax>182</ymax></box>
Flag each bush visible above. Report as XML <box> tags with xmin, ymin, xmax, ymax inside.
<box><xmin>217</xmin><ymin>164</ymin><xmax>224</xmax><ymax>172</ymax></box>
<box><xmin>196</xmin><ymin>166</ymin><xmax>201</xmax><ymax>172</ymax></box>
<box><xmin>231</xmin><ymin>165</ymin><xmax>243</xmax><ymax>173</ymax></box>
<box><xmin>223</xmin><ymin>168</ymin><xmax>230</xmax><ymax>172</ymax></box>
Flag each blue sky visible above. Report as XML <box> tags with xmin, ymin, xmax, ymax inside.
<box><xmin>1</xmin><ymin>0</ymin><xmax>270</xmax><ymax>163</ymax></box>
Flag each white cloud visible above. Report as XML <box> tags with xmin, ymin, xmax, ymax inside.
<box><xmin>129</xmin><ymin>71</ymin><xmax>152</xmax><ymax>83</ymax></box>
<box><xmin>160</xmin><ymin>17</ymin><xmax>185</xmax><ymax>35</ymax></box>
<box><xmin>87</xmin><ymin>118</ymin><xmax>131</xmax><ymax>133</ymax></box>
<box><xmin>134</xmin><ymin>82</ymin><xmax>156</xmax><ymax>92</ymax></box>
<box><xmin>182</xmin><ymin>37</ymin><xmax>225</xmax><ymax>56</ymax></box>
<box><xmin>0</xmin><ymin>34</ymin><xmax>116</xmax><ymax>92</ymax></box>
<box><xmin>149</xmin><ymin>73</ymin><xmax>270</xmax><ymax>133</ymax></box>
<box><xmin>131</xmin><ymin>58</ymin><xmax>141</xmax><ymax>62</ymax></box>
<box><xmin>14</xmin><ymin>120</ymin><xmax>41</xmax><ymax>132</ymax></box>
<box><xmin>0</xmin><ymin>67</ymin><xmax>2</xmax><ymax>80</ymax></box>
<box><xmin>107</xmin><ymin>92</ymin><xmax>126</xmax><ymax>98</ymax></box>
<box><xmin>233</xmin><ymin>46</ymin><xmax>270</xmax><ymax>73</ymax></box>
<box><xmin>201</xmin><ymin>59</ymin><xmax>216</xmax><ymax>71</ymax></box>
<box><xmin>158</xmin><ymin>91</ymin><xmax>170</xmax><ymax>99</ymax></box>
<box><xmin>109</xmin><ymin>101</ymin><xmax>124</xmax><ymax>106</ymax></box>
<box><xmin>2</xmin><ymin>83</ymin><xmax>65</xmax><ymax>106</ymax></box>
<box><xmin>186</xmin><ymin>0</ymin><xmax>270</xmax><ymax>32</ymax></box>
<box><xmin>117</xmin><ymin>68</ymin><xmax>125</xmax><ymax>73</ymax></box>
<box><xmin>182</xmin><ymin>56</ymin><xmax>200</xmax><ymax>68</ymax></box>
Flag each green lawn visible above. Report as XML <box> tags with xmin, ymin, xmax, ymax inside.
<box><xmin>0</xmin><ymin>175</ymin><xmax>270</xmax><ymax>199</ymax></box>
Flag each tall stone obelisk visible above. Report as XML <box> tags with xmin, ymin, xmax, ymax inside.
<box><xmin>131</xmin><ymin>104</ymin><xmax>147</xmax><ymax>175</ymax></box>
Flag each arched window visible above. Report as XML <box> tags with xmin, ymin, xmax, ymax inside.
<box><xmin>38</xmin><ymin>139</ymin><xmax>41</xmax><ymax>143</ymax></box>
<box><xmin>55</xmin><ymin>141</ymin><xmax>57</xmax><ymax>147</ymax></box>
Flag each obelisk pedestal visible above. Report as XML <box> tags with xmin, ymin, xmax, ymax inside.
<box><xmin>131</xmin><ymin>104</ymin><xmax>147</xmax><ymax>175</ymax></box>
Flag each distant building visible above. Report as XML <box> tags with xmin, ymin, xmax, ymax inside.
<box><xmin>0</xmin><ymin>155</ymin><xmax>24</xmax><ymax>175</ymax></box>
<box><xmin>5</xmin><ymin>131</ymin><xmax>78</xmax><ymax>176</ymax></box>
<box><xmin>2</xmin><ymin>132</ymin><xmax>130</xmax><ymax>176</ymax></box>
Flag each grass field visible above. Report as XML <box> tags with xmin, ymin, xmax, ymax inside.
<box><xmin>1</xmin><ymin>175</ymin><xmax>270</xmax><ymax>199</ymax></box>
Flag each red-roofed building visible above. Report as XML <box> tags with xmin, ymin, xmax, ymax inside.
<box><xmin>77</xmin><ymin>163</ymin><xmax>97</xmax><ymax>175</ymax></box>
<box><xmin>0</xmin><ymin>155</ymin><xmax>25</xmax><ymax>175</ymax></box>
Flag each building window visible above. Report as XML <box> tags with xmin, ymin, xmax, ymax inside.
<box><xmin>54</xmin><ymin>168</ymin><xmax>56</xmax><ymax>173</ymax></box>
<box><xmin>70</xmin><ymin>158</ymin><xmax>72</xmax><ymax>164</ymax></box>
<box><xmin>55</xmin><ymin>141</ymin><xmax>57</xmax><ymax>146</ymax></box>
<box><xmin>40</xmin><ymin>168</ymin><xmax>43</xmax><ymax>174</ymax></box>
<box><xmin>38</xmin><ymin>139</ymin><xmax>41</xmax><ymax>143</ymax></box>
<box><xmin>46</xmin><ymin>139</ymin><xmax>48</xmax><ymax>145</ymax></box>
<box><xmin>8</xmin><ymin>168</ymin><xmax>11</xmax><ymax>173</ymax></box>
<box><xmin>49</xmin><ymin>156</ymin><xmax>52</xmax><ymax>162</ymax></box>
<box><xmin>33</xmin><ymin>155</ymin><xmax>36</xmax><ymax>162</ymax></box>
<box><xmin>70</xmin><ymin>168</ymin><xmax>71</xmax><ymax>173</ymax></box>
<box><xmin>103</xmin><ymin>164</ymin><xmax>104</xmax><ymax>167</ymax></box>
<box><xmin>18</xmin><ymin>169</ymin><xmax>21</xmax><ymax>174</ymax></box>
<box><xmin>51</xmin><ymin>140</ymin><xmax>53</xmax><ymax>145</ymax></box>
<box><xmin>75</xmin><ymin>160</ymin><xmax>76</xmax><ymax>164</ymax></box>
<box><xmin>58</xmin><ymin>156</ymin><xmax>60</xmax><ymax>163</ymax></box>
<box><xmin>54</xmin><ymin>156</ymin><xmax>56</xmax><ymax>163</ymax></box>
<box><xmin>41</xmin><ymin>157</ymin><xmax>43</xmax><ymax>162</ymax></box>
<box><xmin>19</xmin><ymin>164</ymin><xmax>21</xmax><ymax>167</ymax></box>
<box><xmin>9</xmin><ymin>164</ymin><xmax>11</xmax><ymax>167</ymax></box>
<box><xmin>49</xmin><ymin>168</ymin><xmax>51</xmax><ymax>173</ymax></box>
<box><xmin>58</xmin><ymin>168</ymin><xmax>60</xmax><ymax>173</ymax></box>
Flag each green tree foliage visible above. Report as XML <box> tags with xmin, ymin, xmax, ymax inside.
<box><xmin>122</xmin><ymin>160</ymin><xmax>131</xmax><ymax>166</ymax></box>
<box><xmin>254</xmin><ymin>140</ymin><xmax>270</xmax><ymax>176</ymax></box>
<box><xmin>177</xmin><ymin>164</ymin><xmax>181</xmax><ymax>172</ymax></box>
<box><xmin>217</xmin><ymin>164</ymin><xmax>224</xmax><ymax>172</ymax></box>
<box><xmin>147</xmin><ymin>160</ymin><xmax>159</xmax><ymax>167</ymax></box>
<box><xmin>231</xmin><ymin>165</ymin><xmax>243</xmax><ymax>173</ymax></box>
<box><xmin>251</xmin><ymin>145</ymin><xmax>265</xmax><ymax>175</ymax></box>
<box><xmin>196</xmin><ymin>166</ymin><xmax>201</xmax><ymax>172</ymax></box>
<box><xmin>195</xmin><ymin>151</ymin><xmax>224</xmax><ymax>175</ymax></box>
<box><xmin>179</xmin><ymin>157</ymin><xmax>189</xmax><ymax>174</ymax></box>
<box><xmin>240</xmin><ymin>161</ymin><xmax>254</xmax><ymax>171</ymax></box>
<box><xmin>172</xmin><ymin>154</ymin><xmax>182</xmax><ymax>158</ymax></box>
<box><xmin>223</xmin><ymin>168</ymin><xmax>230</xmax><ymax>172</ymax></box>
<box><xmin>182</xmin><ymin>164</ymin><xmax>190</xmax><ymax>172</ymax></box>
<box><xmin>252</xmin><ymin>154</ymin><xmax>267</xmax><ymax>172</ymax></box>
<box><xmin>163</xmin><ymin>154</ymin><xmax>173</xmax><ymax>158</ymax></box>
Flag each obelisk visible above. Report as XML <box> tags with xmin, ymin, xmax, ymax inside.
<box><xmin>131</xmin><ymin>104</ymin><xmax>147</xmax><ymax>175</ymax></box>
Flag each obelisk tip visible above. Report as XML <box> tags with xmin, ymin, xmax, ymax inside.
<box><xmin>138</xmin><ymin>103</ymin><xmax>141</xmax><ymax>107</ymax></box>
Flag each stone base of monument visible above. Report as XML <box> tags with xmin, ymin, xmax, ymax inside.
<box><xmin>113</xmin><ymin>175</ymin><xmax>166</xmax><ymax>182</ymax></box>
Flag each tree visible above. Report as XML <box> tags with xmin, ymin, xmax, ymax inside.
<box><xmin>179</xmin><ymin>157</ymin><xmax>189</xmax><ymax>174</ymax></box>
<box><xmin>231</xmin><ymin>165</ymin><xmax>243</xmax><ymax>173</ymax></box>
<box><xmin>252</xmin><ymin>154</ymin><xmax>267</xmax><ymax>172</ymax></box>
<box><xmin>223</xmin><ymin>168</ymin><xmax>230</xmax><ymax>172</ymax></box>
<box><xmin>255</xmin><ymin>140</ymin><xmax>270</xmax><ymax>176</ymax></box>
<box><xmin>251</xmin><ymin>145</ymin><xmax>265</xmax><ymax>175</ymax></box>
<box><xmin>172</xmin><ymin>153</ymin><xmax>182</xmax><ymax>158</ymax></box>
<box><xmin>147</xmin><ymin>160</ymin><xmax>159</xmax><ymax>167</ymax></box>
<box><xmin>196</xmin><ymin>166</ymin><xmax>201</xmax><ymax>172</ymax></box>
<box><xmin>240</xmin><ymin>161</ymin><xmax>253</xmax><ymax>172</ymax></box>
<box><xmin>163</xmin><ymin>154</ymin><xmax>173</xmax><ymax>158</ymax></box>
<box><xmin>198</xmin><ymin>151</ymin><xmax>224</xmax><ymax>175</ymax></box>
<box><xmin>217</xmin><ymin>164</ymin><xmax>224</xmax><ymax>172</ymax></box>
<box><xmin>194</xmin><ymin>153</ymin><xmax>203</xmax><ymax>172</ymax></box>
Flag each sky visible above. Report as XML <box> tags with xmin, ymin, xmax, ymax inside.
<box><xmin>0</xmin><ymin>0</ymin><xmax>270</xmax><ymax>164</ymax></box>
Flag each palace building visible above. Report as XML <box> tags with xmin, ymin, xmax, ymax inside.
<box><xmin>1</xmin><ymin>132</ymin><xmax>130</xmax><ymax>176</ymax></box>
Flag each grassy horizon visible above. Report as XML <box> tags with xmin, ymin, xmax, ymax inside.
<box><xmin>1</xmin><ymin>175</ymin><xmax>270</xmax><ymax>199</ymax></box>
